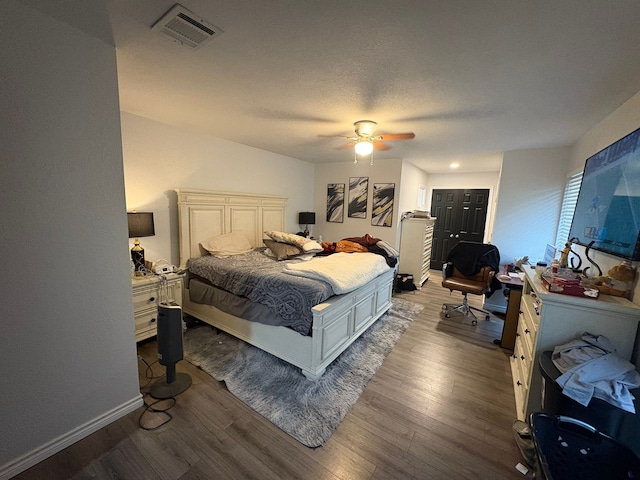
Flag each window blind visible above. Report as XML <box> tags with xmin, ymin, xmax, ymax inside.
<box><xmin>555</xmin><ymin>171</ymin><xmax>583</xmax><ymax>250</ymax></box>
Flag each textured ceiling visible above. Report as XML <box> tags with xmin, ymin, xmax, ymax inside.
<box><xmin>101</xmin><ymin>2</ymin><xmax>640</xmax><ymax>171</ymax></box>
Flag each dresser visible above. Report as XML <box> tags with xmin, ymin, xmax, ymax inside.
<box><xmin>131</xmin><ymin>273</ymin><xmax>183</xmax><ymax>342</ymax></box>
<box><xmin>510</xmin><ymin>265</ymin><xmax>640</xmax><ymax>421</ymax></box>
<box><xmin>398</xmin><ymin>217</ymin><xmax>436</xmax><ymax>289</ymax></box>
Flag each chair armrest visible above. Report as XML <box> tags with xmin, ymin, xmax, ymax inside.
<box><xmin>477</xmin><ymin>265</ymin><xmax>495</xmax><ymax>284</ymax></box>
<box><xmin>442</xmin><ymin>262</ymin><xmax>453</xmax><ymax>279</ymax></box>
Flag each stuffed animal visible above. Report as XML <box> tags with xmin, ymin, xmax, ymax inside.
<box><xmin>514</xmin><ymin>256</ymin><xmax>529</xmax><ymax>269</ymax></box>
<box><xmin>595</xmin><ymin>261</ymin><xmax>637</xmax><ymax>297</ymax></box>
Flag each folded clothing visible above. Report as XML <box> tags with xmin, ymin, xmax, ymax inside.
<box><xmin>552</xmin><ymin>332</ymin><xmax>640</xmax><ymax>413</ymax></box>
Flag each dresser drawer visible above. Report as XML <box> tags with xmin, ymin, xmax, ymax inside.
<box><xmin>132</xmin><ymin>278</ymin><xmax>182</xmax><ymax>312</ymax></box>
<box><xmin>518</xmin><ymin>311</ymin><xmax>536</xmax><ymax>355</ymax></box>
<box><xmin>134</xmin><ymin>308</ymin><xmax>159</xmax><ymax>342</ymax></box>
<box><xmin>510</xmin><ymin>353</ymin><xmax>527</xmax><ymax>419</ymax></box>
<box><xmin>132</xmin><ymin>287</ymin><xmax>160</xmax><ymax>312</ymax></box>
<box><xmin>135</xmin><ymin>308</ymin><xmax>159</xmax><ymax>330</ymax></box>
<box><xmin>515</xmin><ymin>326</ymin><xmax>533</xmax><ymax>371</ymax></box>
<box><xmin>520</xmin><ymin>292</ymin><xmax>541</xmax><ymax>329</ymax></box>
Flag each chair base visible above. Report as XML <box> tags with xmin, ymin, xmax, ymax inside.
<box><xmin>442</xmin><ymin>293</ymin><xmax>491</xmax><ymax>325</ymax></box>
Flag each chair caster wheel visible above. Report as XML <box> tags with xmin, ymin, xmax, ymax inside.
<box><xmin>472</xmin><ymin>319</ymin><xmax>478</xmax><ymax>325</ymax></box>
<box><xmin>442</xmin><ymin>305</ymin><xmax>447</xmax><ymax>311</ymax></box>
<box><xmin>445</xmin><ymin>313</ymin><xmax>450</xmax><ymax>318</ymax></box>
<box><xmin>485</xmin><ymin>315</ymin><xmax>490</xmax><ymax>321</ymax></box>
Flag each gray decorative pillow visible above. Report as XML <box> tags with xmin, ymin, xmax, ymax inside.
<box><xmin>263</xmin><ymin>239</ymin><xmax>303</xmax><ymax>260</ymax></box>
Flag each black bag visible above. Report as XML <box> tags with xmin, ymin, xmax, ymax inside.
<box><xmin>395</xmin><ymin>273</ymin><xmax>417</xmax><ymax>292</ymax></box>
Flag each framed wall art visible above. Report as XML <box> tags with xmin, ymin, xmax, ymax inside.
<box><xmin>326</xmin><ymin>183</ymin><xmax>345</xmax><ymax>223</ymax></box>
<box><xmin>348</xmin><ymin>177</ymin><xmax>368</xmax><ymax>219</ymax></box>
<box><xmin>372</xmin><ymin>183</ymin><xmax>395</xmax><ymax>227</ymax></box>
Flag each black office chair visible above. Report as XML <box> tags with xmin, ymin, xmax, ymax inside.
<box><xmin>441</xmin><ymin>241</ymin><xmax>501</xmax><ymax>325</ymax></box>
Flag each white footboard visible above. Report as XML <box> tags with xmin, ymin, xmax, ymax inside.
<box><xmin>182</xmin><ymin>268</ymin><xmax>394</xmax><ymax>380</ymax></box>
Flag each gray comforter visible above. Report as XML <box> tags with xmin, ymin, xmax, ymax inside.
<box><xmin>187</xmin><ymin>249</ymin><xmax>334</xmax><ymax>335</ymax></box>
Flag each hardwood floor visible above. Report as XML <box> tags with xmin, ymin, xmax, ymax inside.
<box><xmin>15</xmin><ymin>274</ymin><xmax>526</xmax><ymax>479</ymax></box>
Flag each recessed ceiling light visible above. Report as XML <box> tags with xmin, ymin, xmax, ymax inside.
<box><xmin>450</xmin><ymin>163</ymin><xmax>460</xmax><ymax>169</ymax></box>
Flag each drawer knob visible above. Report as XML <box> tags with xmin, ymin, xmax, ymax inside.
<box><xmin>150</xmin><ymin>317</ymin><xmax>156</xmax><ymax>323</ymax></box>
<box><xmin>516</xmin><ymin>332</ymin><xmax>520</xmax><ymax>337</ymax></box>
<box><xmin>149</xmin><ymin>296</ymin><xmax>155</xmax><ymax>302</ymax></box>
<box><xmin>525</xmin><ymin>328</ymin><xmax>530</xmax><ymax>334</ymax></box>
<box><xmin>516</xmin><ymin>381</ymin><xmax>522</xmax><ymax>386</ymax></box>
<box><xmin>520</xmin><ymin>355</ymin><xmax>525</xmax><ymax>361</ymax></box>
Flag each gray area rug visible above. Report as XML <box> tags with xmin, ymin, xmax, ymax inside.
<box><xmin>182</xmin><ymin>297</ymin><xmax>424</xmax><ymax>447</ymax></box>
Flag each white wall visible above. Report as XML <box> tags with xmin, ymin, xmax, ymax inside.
<box><xmin>313</xmin><ymin>159</ymin><xmax>403</xmax><ymax>247</ymax></box>
<box><xmin>571</xmin><ymin>90</ymin><xmax>640</xmax><ymax>172</ymax></box>
<box><xmin>568</xmin><ymin>91</ymin><xmax>640</xmax><ymax>304</ymax></box>
<box><xmin>121</xmin><ymin>112</ymin><xmax>316</xmax><ymax>267</ymax></box>
<box><xmin>0</xmin><ymin>2</ymin><xmax>141</xmax><ymax>478</ymax></box>
<box><xmin>399</xmin><ymin>160</ymin><xmax>430</xmax><ymax>212</ymax></box>
<box><xmin>491</xmin><ymin>147</ymin><xmax>570</xmax><ymax>265</ymax></box>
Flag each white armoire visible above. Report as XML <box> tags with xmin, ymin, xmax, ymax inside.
<box><xmin>398</xmin><ymin>217</ymin><xmax>436</xmax><ymax>289</ymax></box>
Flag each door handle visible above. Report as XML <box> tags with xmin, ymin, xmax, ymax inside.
<box><xmin>449</xmin><ymin>234</ymin><xmax>460</xmax><ymax>238</ymax></box>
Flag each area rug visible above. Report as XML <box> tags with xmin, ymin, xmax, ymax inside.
<box><xmin>182</xmin><ymin>297</ymin><xmax>423</xmax><ymax>447</ymax></box>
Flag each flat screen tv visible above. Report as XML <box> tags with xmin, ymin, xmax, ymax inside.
<box><xmin>568</xmin><ymin>127</ymin><xmax>640</xmax><ymax>261</ymax></box>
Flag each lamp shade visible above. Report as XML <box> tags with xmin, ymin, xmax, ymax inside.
<box><xmin>355</xmin><ymin>140</ymin><xmax>374</xmax><ymax>156</ymax></box>
<box><xmin>128</xmin><ymin>212</ymin><xmax>155</xmax><ymax>238</ymax></box>
<box><xmin>298</xmin><ymin>212</ymin><xmax>316</xmax><ymax>225</ymax></box>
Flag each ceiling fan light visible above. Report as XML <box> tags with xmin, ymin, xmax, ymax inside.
<box><xmin>355</xmin><ymin>140</ymin><xmax>374</xmax><ymax>156</ymax></box>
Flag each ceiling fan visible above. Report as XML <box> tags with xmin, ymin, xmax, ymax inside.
<box><xmin>327</xmin><ymin>120</ymin><xmax>415</xmax><ymax>164</ymax></box>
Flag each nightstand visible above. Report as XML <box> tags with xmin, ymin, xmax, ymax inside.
<box><xmin>131</xmin><ymin>273</ymin><xmax>183</xmax><ymax>342</ymax></box>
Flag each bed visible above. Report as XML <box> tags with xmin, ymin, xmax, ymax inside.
<box><xmin>176</xmin><ymin>189</ymin><xmax>395</xmax><ymax>380</ymax></box>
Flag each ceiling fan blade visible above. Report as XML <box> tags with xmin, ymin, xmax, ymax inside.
<box><xmin>378</xmin><ymin>132</ymin><xmax>415</xmax><ymax>141</ymax></box>
<box><xmin>373</xmin><ymin>141</ymin><xmax>391</xmax><ymax>151</ymax></box>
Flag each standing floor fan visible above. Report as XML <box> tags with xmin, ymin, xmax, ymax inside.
<box><xmin>149</xmin><ymin>302</ymin><xmax>192</xmax><ymax>399</ymax></box>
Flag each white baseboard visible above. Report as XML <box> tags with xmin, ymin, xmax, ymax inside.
<box><xmin>0</xmin><ymin>394</ymin><xmax>143</xmax><ymax>480</ymax></box>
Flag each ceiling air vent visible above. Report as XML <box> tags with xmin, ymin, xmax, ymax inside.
<box><xmin>151</xmin><ymin>3</ymin><xmax>222</xmax><ymax>50</ymax></box>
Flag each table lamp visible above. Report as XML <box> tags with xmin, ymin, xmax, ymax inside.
<box><xmin>298</xmin><ymin>211</ymin><xmax>315</xmax><ymax>237</ymax></box>
<box><xmin>128</xmin><ymin>212</ymin><xmax>155</xmax><ymax>276</ymax></box>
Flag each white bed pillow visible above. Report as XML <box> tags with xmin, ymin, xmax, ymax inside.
<box><xmin>264</xmin><ymin>231</ymin><xmax>323</xmax><ymax>253</ymax></box>
<box><xmin>200</xmin><ymin>231</ymin><xmax>253</xmax><ymax>257</ymax></box>
<box><xmin>301</xmin><ymin>240</ymin><xmax>323</xmax><ymax>253</ymax></box>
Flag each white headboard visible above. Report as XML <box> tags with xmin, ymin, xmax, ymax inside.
<box><xmin>176</xmin><ymin>189</ymin><xmax>287</xmax><ymax>267</ymax></box>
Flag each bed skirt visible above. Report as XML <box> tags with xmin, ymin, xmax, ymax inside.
<box><xmin>182</xmin><ymin>268</ymin><xmax>395</xmax><ymax>380</ymax></box>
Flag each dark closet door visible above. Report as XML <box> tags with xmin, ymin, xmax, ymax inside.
<box><xmin>430</xmin><ymin>189</ymin><xmax>489</xmax><ymax>270</ymax></box>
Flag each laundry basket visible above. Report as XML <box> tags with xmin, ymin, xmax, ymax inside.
<box><xmin>530</xmin><ymin>413</ymin><xmax>640</xmax><ymax>480</ymax></box>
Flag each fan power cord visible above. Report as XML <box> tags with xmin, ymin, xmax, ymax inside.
<box><xmin>138</xmin><ymin>395</ymin><xmax>176</xmax><ymax>431</ymax></box>
<box><xmin>137</xmin><ymin>354</ymin><xmax>177</xmax><ymax>430</ymax></box>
